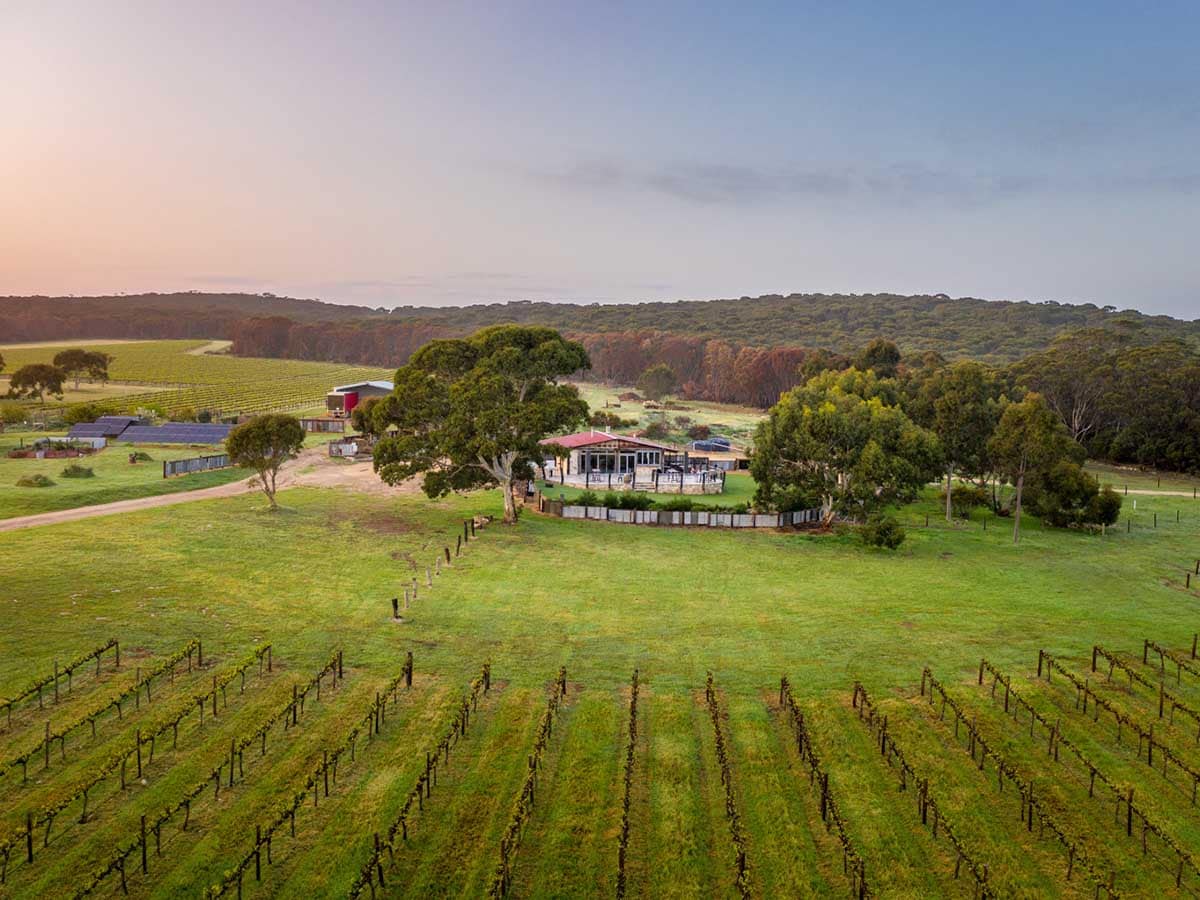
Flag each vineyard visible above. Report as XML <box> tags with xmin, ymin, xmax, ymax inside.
<box><xmin>0</xmin><ymin>340</ymin><xmax>391</xmax><ymax>417</ymax></box>
<box><xmin>6</xmin><ymin>632</ymin><xmax>1200</xmax><ymax>896</ymax></box>
<box><xmin>2</xmin><ymin>469</ymin><xmax>1199</xmax><ymax>896</ymax></box>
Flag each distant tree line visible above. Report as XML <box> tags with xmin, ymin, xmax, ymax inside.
<box><xmin>3</xmin><ymin>293</ymin><xmax>1197</xmax><ymax>473</ymax></box>
<box><xmin>4</xmin><ymin>290</ymin><xmax>1197</xmax><ymax>362</ymax></box>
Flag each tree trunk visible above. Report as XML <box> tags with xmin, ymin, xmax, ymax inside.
<box><xmin>265</xmin><ymin>467</ymin><xmax>279</xmax><ymax>510</ymax></box>
<box><xmin>1012</xmin><ymin>472</ymin><xmax>1023</xmax><ymax>544</ymax></box>
<box><xmin>945</xmin><ymin>467</ymin><xmax>953</xmax><ymax>522</ymax></box>
<box><xmin>501</xmin><ymin>481</ymin><xmax>517</xmax><ymax>524</ymax></box>
<box><xmin>820</xmin><ymin>495</ymin><xmax>835</xmax><ymax>527</ymax></box>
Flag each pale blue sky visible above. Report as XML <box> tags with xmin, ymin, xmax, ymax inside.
<box><xmin>2</xmin><ymin>2</ymin><xmax>1198</xmax><ymax>317</ymax></box>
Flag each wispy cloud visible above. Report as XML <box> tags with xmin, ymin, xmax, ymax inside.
<box><xmin>532</xmin><ymin>156</ymin><xmax>1200</xmax><ymax>209</ymax></box>
<box><xmin>533</xmin><ymin>159</ymin><xmax>1044</xmax><ymax>208</ymax></box>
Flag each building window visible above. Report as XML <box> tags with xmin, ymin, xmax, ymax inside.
<box><xmin>635</xmin><ymin>450</ymin><xmax>660</xmax><ymax>466</ymax></box>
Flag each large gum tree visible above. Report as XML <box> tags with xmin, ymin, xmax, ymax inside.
<box><xmin>371</xmin><ymin>326</ymin><xmax>590</xmax><ymax>523</ymax></box>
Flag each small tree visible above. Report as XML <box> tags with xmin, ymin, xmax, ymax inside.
<box><xmin>54</xmin><ymin>349</ymin><xmax>113</xmax><ymax>391</ymax></box>
<box><xmin>8</xmin><ymin>364</ymin><xmax>66</xmax><ymax>404</ymax></box>
<box><xmin>988</xmin><ymin>393</ymin><xmax>1083</xmax><ymax>543</ymax></box>
<box><xmin>225</xmin><ymin>414</ymin><xmax>305</xmax><ymax>510</ymax></box>
<box><xmin>854</xmin><ymin>339</ymin><xmax>901</xmax><ymax>378</ymax></box>
<box><xmin>637</xmin><ymin>364</ymin><xmax>678</xmax><ymax>402</ymax></box>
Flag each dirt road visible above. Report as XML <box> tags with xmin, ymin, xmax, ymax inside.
<box><xmin>0</xmin><ymin>447</ymin><xmax>418</xmax><ymax>533</ymax></box>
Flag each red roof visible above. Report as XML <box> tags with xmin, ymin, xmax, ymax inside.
<box><xmin>540</xmin><ymin>430</ymin><xmax>673</xmax><ymax>451</ymax></box>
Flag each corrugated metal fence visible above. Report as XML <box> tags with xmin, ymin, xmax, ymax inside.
<box><xmin>163</xmin><ymin>453</ymin><xmax>232</xmax><ymax>478</ymax></box>
<box><xmin>540</xmin><ymin>499</ymin><xmax>823</xmax><ymax>529</ymax></box>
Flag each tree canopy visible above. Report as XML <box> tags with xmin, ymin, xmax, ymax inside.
<box><xmin>372</xmin><ymin>325</ymin><xmax>590</xmax><ymax>523</ymax></box>
<box><xmin>52</xmin><ymin>348</ymin><xmax>112</xmax><ymax>391</ymax></box>
<box><xmin>636</xmin><ymin>363</ymin><xmax>679</xmax><ymax>401</ymax></box>
<box><xmin>751</xmin><ymin>368</ymin><xmax>942</xmax><ymax>524</ymax></box>
<box><xmin>7</xmin><ymin>364</ymin><xmax>66</xmax><ymax>404</ymax></box>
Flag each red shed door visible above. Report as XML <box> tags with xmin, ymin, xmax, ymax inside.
<box><xmin>343</xmin><ymin>391</ymin><xmax>360</xmax><ymax>413</ymax></box>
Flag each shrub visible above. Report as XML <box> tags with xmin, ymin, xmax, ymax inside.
<box><xmin>589</xmin><ymin>410</ymin><xmax>637</xmax><ymax>428</ymax></box>
<box><xmin>175</xmin><ymin>406</ymin><xmax>198</xmax><ymax>422</ymax></box>
<box><xmin>1026</xmin><ymin>461</ymin><xmax>1119</xmax><ymax>528</ymax></box>
<box><xmin>601</xmin><ymin>491</ymin><xmax>621</xmax><ymax>508</ymax></box>
<box><xmin>0</xmin><ymin>400</ymin><xmax>27</xmax><ymax>425</ymax></box>
<box><xmin>1086</xmin><ymin>485</ymin><xmax>1123</xmax><ymax>527</ymax></box>
<box><xmin>617</xmin><ymin>493</ymin><xmax>653</xmax><ymax>510</ymax></box>
<box><xmin>16</xmin><ymin>474</ymin><xmax>55</xmax><ymax>488</ymax></box>
<box><xmin>61</xmin><ymin>463</ymin><xmax>95</xmax><ymax>478</ymax></box>
<box><xmin>131</xmin><ymin>450</ymin><xmax>153</xmax><ymax>462</ymax></box>
<box><xmin>575</xmin><ymin>490</ymin><xmax>599</xmax><ymax>507</ymax></box>
<box><xmin>941</xmin><ymin>483</ymin><xmax>989</xmax><ymax>517</ymax></box>
<box><xmin>196</xmin><ymin>409</ymin><xmax>213</xmax><ymax>423</ymax></box>
<box><xmin>687</xmin><ymin>424</ymin><xmax>711</xmax><ymax>441</ymax></box>
<box><xmin>859</xmin><ymin>514</ymin><xmax>906</xmax><ymax>549</ymax></box>
<box><xmin>657</xmin><ymin>497</ymin><xmax>695</xmax><ymax>512</ymax></box>
<box><xmin>643</xmin><ymin>421</ymin><xmax>669</xmax><ymax>440</ymax></box>
<box><xmin>63</xmin><ymin>402</ymin><xmax>112</xmax><ymax>425</ymax></box>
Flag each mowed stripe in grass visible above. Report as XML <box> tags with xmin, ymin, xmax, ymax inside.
<box><xmin>723</xmin><ymin>693</ymin><xmax>836</xmax><ymax>897</ymax></box>
<box><xmin>507</xmin><ymin>688</ymin><xmax>624</xmax><ymax>899</ymax></box>
<box><xmin>640</xmin><ymin>691</ymin><xmax>720</xmax><ymax>898</ymax></box>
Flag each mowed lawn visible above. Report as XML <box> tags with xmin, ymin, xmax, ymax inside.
<box><xmin>0</xmin><ymin>434</ymin><xmax>247</xmax><ymax>519</ymax></box>
<box><xmin>1</xmin><ymin>481</ymin><xmax>1199</xmax><ymax>897</ymax></box>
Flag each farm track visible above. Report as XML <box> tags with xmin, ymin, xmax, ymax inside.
<box><xmin>0</xmin><ymin>449</ymin><xmax>421</xmax><ymax>533</ymax></box>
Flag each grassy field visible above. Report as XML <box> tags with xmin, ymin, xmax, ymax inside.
<box><xmin>570</xmin><ymin>382</ymin><xmax>764</xmax><ymax>446</ymax></box>
<box><xmin>2</xmin><ymin>473</ymin><xmax>1199</xmax><ymax>897</ymax></box>
<box><xmin>0</xmin><ymin>340</ymin><xmax>391</xmax><ymax>418</ymax></box>
<box><xmin>0</xmin><ymin>431</ymin><xmax>247</xmax><ymax>519</ymax></box>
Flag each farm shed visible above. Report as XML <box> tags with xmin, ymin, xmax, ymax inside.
<box><xmin>326</xmin><ymin>380</ymin><xmax>394</xmax><ymax>415</ymax></box>
<box><xmin>539</xmin><ymin>430</ymin><xmax>726</xmax><ymax>493</ymax></box>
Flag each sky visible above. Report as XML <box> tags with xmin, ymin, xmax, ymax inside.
<box><xmin>2</xmin><ymin>1</ymin><xmax>1199</xmax><ymax>318</ymax></box>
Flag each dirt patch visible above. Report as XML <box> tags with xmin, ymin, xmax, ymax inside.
<box><xmin>356</xmin><ymin>512</ymin><xmax>417</xmax><ymax>535</ymax></box>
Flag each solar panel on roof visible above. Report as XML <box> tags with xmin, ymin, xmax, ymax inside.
<box><xmin>116</xmin><ymin>423</ymin><xmax>233</xmax><ymax>444</ymax></box>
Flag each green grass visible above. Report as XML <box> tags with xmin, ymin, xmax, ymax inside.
<box><xmin>0</xmin><ymin>339</ymin><xmax>390</xmax><ymax>417</ymax></box>
<box><xmin>2</xmin><ymin>482</ymin><xmax>1200</xmax><ymax>896</ymax></box>
<box><xmin>0</xmin><ymin>432</ymin><xmax>247</xmax><ymax>519</ymax></box>
<box><xmin>569</xmin><ymin>381</ymin><xmax>764</xmax><ymax>446</ymax></box>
